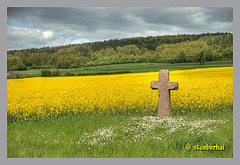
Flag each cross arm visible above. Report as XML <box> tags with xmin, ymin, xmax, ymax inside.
<box><xmin>151</xmin><ymin>81</ymin><xmax>160</xmax><ymax>89</ymax></box>
<box><xmin>167</xmin><ymin>81</ymin><xmax>179</xmax><ymax>90</ymax></box>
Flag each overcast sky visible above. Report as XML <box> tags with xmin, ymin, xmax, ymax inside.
<box><xmin>7</xmin><ymin>7</ymin><xmax>233</xmax><ymax>50</ymax></box>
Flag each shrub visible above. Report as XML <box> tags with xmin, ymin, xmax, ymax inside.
<box><xmin>51</xmin><ymin>69</ymin><xmax>61</xmax><ymax>76</ymax></box>
<box><xmin>41</xmin><ymin>69</ymin><xmax>61</xmax><ymax>77</ymax></box>
<box><xmin>7</xmin><ymin>72</ymin><xmax>14</xmax><ymax>79</ymax></box>
<box><xmin>14</xmin><ymin>72</ymin><xmax>23</xmax><ymax>79</ymax></box>
<box><xmin>7</xmin><ymin>72</ymin><xmax>23</xmax><ymax>79</ymax></box>
<box><xmin>41</xmin><ymin>70</ymin><xmax>51</xmax><ymax>77</ymax></box>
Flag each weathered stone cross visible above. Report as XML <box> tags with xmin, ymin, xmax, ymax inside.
<box><xmin>151</xmin><ymin>70</ymin><xmax>179</xmax><ymax>117</ymax></box>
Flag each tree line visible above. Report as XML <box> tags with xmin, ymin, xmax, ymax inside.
<box><xmin>7</xmin><ymin>32</ymin><xmax>233</xmax><ymax>71</ymax></box>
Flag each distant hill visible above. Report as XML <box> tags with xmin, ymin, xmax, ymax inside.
<box><xmin>7</xmin><ymin>32</ymin><xmax>233</xmax><ymax>71</ymax></box>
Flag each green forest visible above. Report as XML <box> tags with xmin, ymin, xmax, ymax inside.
<box><xmin>7</xmin><ymin>32</ymin><xmax>233</xmax><ymax>71</ymax></box>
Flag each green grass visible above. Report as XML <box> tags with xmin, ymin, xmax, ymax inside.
<box><xmin>7</xmin><ymin>111</ymin><xmax>233</xmax><ymax>158</ymax></box>
<box><xmin>17</xmin><ymin>60</ymin><xmax>233</xmax><ymax>78</ymax></box>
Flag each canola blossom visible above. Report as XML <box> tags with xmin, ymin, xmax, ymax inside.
<box><xmin>7</xmin><ymin>67</ymin><xmax>233</xmax><ymax>122</ymax></box>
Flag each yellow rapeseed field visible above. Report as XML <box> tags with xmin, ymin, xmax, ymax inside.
<box><xmin>7</xmin><ymin>67</ymin><xmax>233</xmax><ymax>122</ymax></box>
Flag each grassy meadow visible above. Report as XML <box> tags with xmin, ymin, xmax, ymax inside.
<box><xmin>8</xmin><ymin>111</ymin><xmax>232</xmax><ymax>158</ymax></box>
<box><xmin>16</xmin><ymin>60</ymin><xmax>233</xmax><ymax>78</ymax></box>
<box><xmin>7</xmin><ymin>64</ymin><xmax>233</xmax><ymax>158</ymax></box>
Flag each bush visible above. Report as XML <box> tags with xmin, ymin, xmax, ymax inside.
<box><xmin>51</xmin><ymin>69</ymin><xmax>61</xmax><ymax>76</ymax></box>
<box><xmin>14</xmin><ymin>72</ymin><xmax>23</xmax><ymax>79</ymax></box>
<box><xmin>41</xmin><ymin>70</ymin><xmax>51</xmax><ymax>77</ymax></box>
<box><xmin>7</xmin><ymin>71</ymin><xmax>23</xmax><ymax>79</ymax></box>
<box><xmin>41</xmin><ymin>69</ymin><xmax>61</xmax><ymax>77</ymax></box>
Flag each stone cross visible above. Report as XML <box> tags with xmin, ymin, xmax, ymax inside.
<box><xmin>151</xmin><ymin>70</ymin><xmax>179</xmax><ymax>117</ymax></box>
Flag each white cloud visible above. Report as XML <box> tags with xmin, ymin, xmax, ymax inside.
<box><xmin>7</xmin><ymin>26</ymin><xmax>68</xmax><ymax>50</ymax></box>
<box><xmin>8</xmin><ymin>26</ymin><xmax>52</xmax><ymax>40</ymax></box>
<box><xmin>42</xmin><ymin>30</ymin><xmax>54</xmax><ymax>39</ymax></box>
